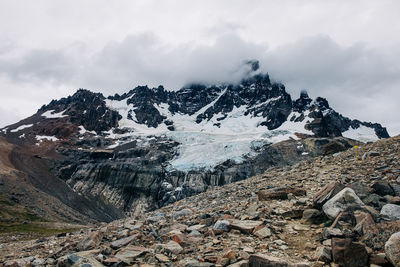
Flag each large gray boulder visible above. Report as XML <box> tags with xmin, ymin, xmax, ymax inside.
<box><xmin>322</xmin><ymin>188</ymin><xmax>364</xmax><ymax>219</ymax></box>
<box><xmin>380</xmin><ymin>204</ymin><xmax>400</xmax><ymax>220</ymax></box>
<box><xmin>385</xmin><ymin>232</ymin><xmax>400</xmax><ymax>267</ymax></box>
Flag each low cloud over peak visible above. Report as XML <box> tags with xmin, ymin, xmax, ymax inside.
<box><xmin>0</xmin><ymin>32</ymin><xmax>399</xmax><ymax>135</ymax></box>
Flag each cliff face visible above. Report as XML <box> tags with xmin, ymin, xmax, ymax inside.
<box><xmin>0</xmin><ymin>65</ymin><xmax>390</xmax><ymax>222</ymax></box>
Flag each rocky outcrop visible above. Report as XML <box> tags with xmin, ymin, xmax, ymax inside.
<box><xmin>1</xmin><ymin>135</ymin><xmax>399</xmax><ymax>266</ymax></box>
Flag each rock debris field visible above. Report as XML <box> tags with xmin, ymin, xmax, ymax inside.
<box><xmin>1</xmin><ymin>135</ymin><xmax>400</xmax><ymax>267</ymax></box>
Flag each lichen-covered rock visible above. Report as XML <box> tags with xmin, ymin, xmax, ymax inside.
<box><xmin>322</xmin><ymin>188</ymin><xmax>364</xmax><ymax>219</ymax></box>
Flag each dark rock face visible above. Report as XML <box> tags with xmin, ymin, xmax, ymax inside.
<box><xmin>39</xmin><ymin>89</ymin><xmax>121</xmax><ymax>133</ymax></box>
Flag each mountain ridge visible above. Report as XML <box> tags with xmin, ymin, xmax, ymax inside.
<box><xmin>0</xmin><ymin>65</ymin><xmax>391</xmax><ymax>224</ymax></box>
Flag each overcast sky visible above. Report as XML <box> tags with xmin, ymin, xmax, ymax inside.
<box><xmin>0</xmin><ymin>0</ymin><xmax>399</xmax><ymax>135</ymax></box>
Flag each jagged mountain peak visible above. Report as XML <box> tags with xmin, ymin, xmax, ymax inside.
<box><xmin>0</xmin><ymin>68</ymin><xmax>389</xmax><ymax>172</ymax></box>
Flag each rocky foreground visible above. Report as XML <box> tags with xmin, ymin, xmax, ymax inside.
<box><xmin>1</xmin><ymin>135</ymin><xmax>400</xmax><ymax>267</ymax></box>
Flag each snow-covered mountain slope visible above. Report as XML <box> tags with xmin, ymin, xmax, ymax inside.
<box><xmin>0</xmin><ymin>67</ymin><xmax>389</xmax><ymax>172</ymax></box>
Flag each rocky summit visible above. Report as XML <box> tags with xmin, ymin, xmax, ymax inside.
<box><xmin>0</xmin><ymin>62</ymin><xmax>390</xmax><ymax>227</ymax></box>
<box><xmin>1</xmin><ymin>132</ymin><xmax>399</xmax><ymax>266</ymax></box>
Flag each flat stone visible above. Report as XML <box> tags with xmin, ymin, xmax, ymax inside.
<box><xmin>187</xmin><ymin>224</ymin><xmax>205</xmax><ymax>232</ymax></box>
<box><xmin>230</xmin><ymin>220</ymin><xmax>263</xmax><ymax>234</ymax></box>
<box><xmin>173</xmin><ymin>208</ymin><xmax>193</xmax><ymax>218</ymax></box>
<box><xmin>185</xmin><ymin>262</ymin><xmax>216</xmax><ymax>267</ymax></box>
<box><xmin>155</xmin><ymin>253</ymin><xmax>170</xmax><ymax>263</ymax></box>
<box><xmin>258</xmin><ymin>189</ymin><xmax>288</xmax><ymax>201</ymax></box>
<box><xmin>115</xmin><ymin>246</ymin><xmax>148</xmax><ymax>264</ymax></box>
<box><xmin>110</xmin><ymin>234</ymin><xmax>138</xmax><ymax>249</ymax></box>
<box><xmin>249</xmin><ymin>254</ymin><xmax>289</xmax><ymax>267</ymax></box>
<box><xmin>163</xmin><ymin>240</ymin><xmax>183</xmax><ymax>254</ymax></box>
<box><xmin>253</xmin><ymin>227</ymin><xmax>272</xmax><ymax>238</ymax></box>
<box><xmin>293</xmin><ymin>224</ymin><xmax>310</xmax><ymax>231</ymax></box>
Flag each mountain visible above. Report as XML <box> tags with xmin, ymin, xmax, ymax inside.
<box><xmin>0</xmin><ymin>61</ymin><xmax>390</xmax><ymax>224</ymax></box>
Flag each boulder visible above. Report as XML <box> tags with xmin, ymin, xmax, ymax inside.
<box><xmin>110</xmin><ymin>234</ymin><xmax>139</xmax><ymax>249</ymax></box>
<box><xmin>313</xmin><ymin>182</ymin><xmax>345</xmax><ymax>208</ymax></box>
<box><xmin>315</xmin><ymin>246</ymin><xmax>332</xmax><ymax>263</ymax></box>
<box><xmin>385</xmin><ymin>232</ymin><xmax>400</xmax><ymax>267</ymax></box>
<box><xmin>362</xmin><ymin>193</ymin><xmax>386</xmax><ymax>209</ymax></box>
<box><xmin>163</xmin><ymin>240</ymin><xmax>183</xmax><ymax>254</ymax></box>
<box><xmin>253</xmin><ymin>227</ymin><xmax>272</xmax><ymax>238</ymax></box>
<box><xmin>115</xmin><ymin>246</ymin><xmax>148</xmax><ymax>264</ymax></box>
<box><xmin>349</xmin><ymin>181</ymin><xmax>371</xmax><ymax>199</ymax></box>
<box><xmin>322</xmin><ymin>188</ymin><xmax>364</xmax><ymax>219</ymax></box>
<box><xmin>4</xmin><ymin>259</ymin><xmax>29</xmax><ymax>267</ymax></box>
<box><xmin>228</xmin><ymin>260</ymin><xmax>249</xmax><ymax>267</ymax></box>
<box><xmin>372</xmin><ymin>181</ymin><xmax>395</xmax><ymax>196</ymax></box>
<box><xmin>249</xmin><ymin>254</ymin><xmax>289</xmax><ymax>267</ymax></box>
<box><xmin>56</xmin><ymin>252</ymin><xmax>104</xmax><ymax>267</ymax></box>
<box><xmin>369</xmin><ymin>253</ymin><xmax>389</xmax><ymax>266</ymax></box>
<box><xmin>229</xmin><ymin>220</ymin><xmax>263</xmax><ymax>234</ymax></box>
<box><xmin>391</xmin><ymin>184</ymin><xmax>400</xmax><ymax>197</ymax></box>
<box><xmin>185</xmin><ymin>262</ymin><xmax>216</xmax><ymax>267</ymax></box>
<box><xmin>258</xmin><ymin>187</ymin><xmax>306</xmax><ymax>201</ymax></box>
<box><xmin>321</xmin><ymin>228</ymin><xmax>344</xmax><ymax>240</ymax></box>
<box><xmin>258</xmin><ymin>189</ymin><xmax>288</xmax><ymax>201</ymax></box>
<box><xmin>76</xmin><ymin>230</ymin><xmax>103</xmax><ymax>251</ymax></box>
<box><xmin>213</xmin><ymin>220</ymin><xmax>230</xmax><ymax>233</ymax></box>
<box><xmin>353</xmin><ymin>211</ymin><xmax>376</xmax><ymax>235</ymax></box>
<box><xmin>331</xmin><ymin>238</ymin><xmax>368</xmax><ymax>267</ymax></box>
<box><xmin>380</xmin><ymin>204</ymin><xmax>400</xmax><ymax>220</ymax></box>
<box><xmin>302</xmin><ymin>209</ymin><xmax>324</xmax><ymax>224</ymax></box>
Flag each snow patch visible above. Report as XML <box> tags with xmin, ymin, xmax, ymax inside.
<box><xmin>10</xmin><ymin>124</ymin><xmax>33</xmax><ymax>132</ymax></box>
<box><xmin>78</xmin><ymin>126</ymin><xmax>96</xmax><ymax>135</ymax></box>
<box><xmin>41</xmin><ymin>110</ymin><xmax>68</xmax><ymax>119</ymax></box>
<box><xmin>36</xmin><ymin>135</ymin><xmax>59</xmax><ymax>142</ymax></box>
<box><xmin>342</xmin><ymin>125</ymin><xmax>379</xmax><ymax>143</ymax></box>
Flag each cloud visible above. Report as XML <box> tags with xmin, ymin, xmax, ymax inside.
<box><xmin>261</xmin><ymin>35</ymin><xmax>400</xmax><ymax>135</ymax></box>
<box><xmin>80</xmin><ymin>32</ymin><xmax>266</xmax><ymax>91</ymax></box>
<box><xmin>0</xmin><ymin>32</ymin><xmax>399</xmax><ymax>135</ymax></box>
